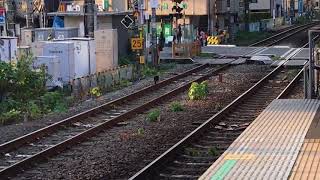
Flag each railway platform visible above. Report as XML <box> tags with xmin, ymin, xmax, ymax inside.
<box><xmin>199</xmin><ymin>99</ymin><xmax>320</xmax><ymax>180</ymax></box>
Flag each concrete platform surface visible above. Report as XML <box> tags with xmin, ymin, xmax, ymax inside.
<box><xmin>200</xmin><ymin>99</ymin><xmax>320</xmax><ymax>180</ymax></box>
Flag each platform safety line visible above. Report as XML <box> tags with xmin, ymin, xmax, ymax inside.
<box><xmin>210</xmin><ymin>160</ymin><xmax>237</xmax><ymax>180</ymax></box>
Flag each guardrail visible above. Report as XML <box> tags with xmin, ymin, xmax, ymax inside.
<box><xmin>172</xmin><ymin>41</ymin><xmax>201</xmax><ymax>58</ymax></box>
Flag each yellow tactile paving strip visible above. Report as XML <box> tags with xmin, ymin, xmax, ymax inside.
<box><xmin>290</xmin><ymin>139</ymin><xmax>320</xmax><ymax>179</ymax></box>
<box><xmin>199</xmin><ymin>99</ymin><xmax>320</xmax><ymax>180</ymax></box>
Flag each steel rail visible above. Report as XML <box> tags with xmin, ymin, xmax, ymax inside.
<box><xmin>0</xmin><ymin>63</ymin><xmax>233</xmax><ymax>178</ymax></box>
<box><xmin>129</xmin><ymin>31</ymin><xmax>314</xmax><ymax>179</ymax></box>
<box><xmin>0</xmin><ymin>64</ymin><xmax>209</xmax><ymax>154</ymax></box>
<box><xmin>129</xmin><ymin>63</ymin><xmax>302</xmax><ymax>179</ymax></box>
<box><xmin>249</xmin><ymin>23</ymin><xmax>317</xmax><ymax>47</ymax></box>
<box><xmin>277</xmin><ymin>68</ymin><xmax>304</xmax><ymax>99</ymax></box>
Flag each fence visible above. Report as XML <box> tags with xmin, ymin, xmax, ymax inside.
<box><xmin>172</xmin><ymin>41</ymin><xmax>201</xmax><ymax>58</ymax></box>
<box><xmin>70</xmin><ymin>64</ymin><xmax>138</xmax><ymax>99</ymax></box>
<box><xmin>240</xmin><ymin>17</ymin><xmax>285</xmax><ymax>32</ymax></box>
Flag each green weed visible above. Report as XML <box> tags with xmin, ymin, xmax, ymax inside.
<box><xmin>188</xmin><ymin>81</ymin><xmax>209</xmax><ymax>100</ymax></box>
<box><xmin>170</xmin><ymin>101</ymin><xmax>184</xmax><ymax>112</ymax></box>
<box><xmin>147</xmin><ymin>109</ymin><xmax>161</xmax><ymax>122</ymax></box>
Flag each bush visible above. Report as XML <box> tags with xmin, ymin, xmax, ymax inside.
<box><xmin>119</xmin><ymin>79</ymin><xmax>132</xmax><ymax>88</ymax></box>
<box><xmin>235</xmin><ymin>31</ymin><xmax>271</xmax><ymax>46</ymax></box>
<box><xmin>147</xmin><ymin>109</ymin><xmax>161</xmax><ymax>122</ymax></box>
<box><xmin>27</xmin><ymin>101</ymin><xmax>42</xmax><ymax>119</ymax></box>
<box><xmin>0</xmin><ymin>55</ymin><xmax>73</xmax><ymax>123</ymax></box>
<box><xmin>295</xmin><ymin>15</ymin><xmax>311</xmax><ymax>25</ymax></box>
<box><xmin>0</xmin><ymin>109</ymin><xmax>21</xmax><ymax>124</ymax></box>
<box><xmin>188</xmin><ymin>81</ymin><xmax>209</xmax><ymax>100</ymax></box>
<box><xmin>119</xmin><ymin>55</ymin><xmax>134</xmax><ymax>66</ymax></box>
<box><xmin>41</xmin><ymin>92</ymin><xmax>67</xmax><ymax>113</ymax></box>
<box><xmin>170</xmin><ymin>101</ymin><xmax>184</xmax><ymax>112</ymax></box>
<box><xmin>249</xmin><ymin>12</ymin><xmax>271</xmax><ymax>22</ymax></box>
<box><xmin>142</xmin><ymin>65</ymin><xmax>159</xmax><ymax>77</ymax></box>
<box><xmin>90</xmin><ymin>87</ymin><xmax>102</xmax><ymax>98</ymax></box>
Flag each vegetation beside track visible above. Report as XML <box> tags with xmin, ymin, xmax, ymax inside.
<box><xmin>0</xmin><ymin>55</ymin><xmax>72</xmax><ymax>124</ymax></box>
<box><xmin>234</xmin><ymin>31</ymin><xmax>272</xmax><ymax>46</ymax></box>
<box><xmin>0</xmin><ymin>55</ymin><xmax>181</xmax><ymax>125</ymax></box>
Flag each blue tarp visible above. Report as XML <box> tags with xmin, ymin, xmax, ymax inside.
<box><xmin>53</xmin><ymin>16</ymin><xmax>64</xmax><ymax>28</ymax></box>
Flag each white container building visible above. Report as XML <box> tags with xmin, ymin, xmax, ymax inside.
<box><xmin>0</xmin><ymin>36</ymin><xmax>18</xmax><ymax>62</ymax></box>
<box><xmin>33</xmin><ymin>56</ymin><xmax>62</xmax><ymax>87</ymax></box>
<box><xmin>34</xmin><ymin>28</ymin><xmax>54</xmax><ymax>42</ymax></box>
<box><xmin>54</xmin><ymin>27</ymin><xmax>79</xmax><ymax>40</ymax></box>
<box><xmin>43</xmin><ymin>41</ymin><xmax>75</xmax><ymax>83</ymax></box>
<box><xmin>70</xmin><ymin>38</ymin><xmax>96</xmax><ymax>76</ymax></box>
<box><xmin>53</xmin><ymin>38</ymin><xmax>96</xmax><ymax>78</ymax></box>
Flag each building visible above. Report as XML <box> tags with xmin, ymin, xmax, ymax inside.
<box><xmin>47</xmin><ymin>0</ymin><xmax>132</xmax><ymax>55</ymax></box>
<box><xmin>144</xmin><ymin>0</ymin><xmax>209</xmax><ymax>32</ymax></box>
<box><xmin>212</xmin><ymin>0</ymin><xmax>241</xmax><ymax>35</ymax></box>
<box><xmin>250</xmin><ymin>0</ymin><xmax>283</xmax><ymax>18</ymax></box>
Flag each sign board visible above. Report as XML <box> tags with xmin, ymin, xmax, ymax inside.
<box><xmin>121</xmin><ymin>15</ymin><xmax>134</xmax><ymax>29</ymax></box>
<box><xmin>66</xmin><ymin>4</ymin><xmax>81</xmax><ymax>12</ymax></box>
<box><xmin>131</xmin><ymin>38</ymin><xmax>144</xmax><ymax>50</ymax></box>
<box><xmin>96</xmin><ymin>0</ymin><xmax>113</xmax><ymax>12</ymax></box>
<box><xmin>133</xmin><ymin>11</ymin><xmax>140</xmax><ymax>18</ymax></box>
<box><xmin>140</xmin><ymin>56</ymin><xmax>145</xmax><ymax>64</ymax></box>
<box><xmin>207</xmin><ymin>36</ymin><xmax>221</xmax><ymax>45</ymax></box>
<box><xmin>298</xmin><ymin>0</ymin><xmax>303</xmax><ymax>15</ymax></box>
<box><xmin>0</xmin><ymin>8</ymin><xmax>5</xmax><ymax>15</ymax></box>
<box><xmin>0</xmin><ymin>16</ymin><xmax>5</xmax><ymax>24</ymax></box>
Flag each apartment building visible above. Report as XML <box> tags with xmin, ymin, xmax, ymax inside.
<box><xmin>250</xmin><ymin>0</ymin><xmax>283</xmax><ymax>18</ymax></box>
<box><xmin>47</xmin><ymin>0</ymin><xmax>131</xmax><ymax>54</ymax></box>
<box><xmin>212</xmin><ymin>0</ymin><xmax>241</xmax><ymax>33</ymax></box>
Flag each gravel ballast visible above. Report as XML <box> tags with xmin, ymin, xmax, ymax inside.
<box><xmin>13</xmin><ymin>64</ymin><xmax>272</xmax><ymax>180</ymax></box>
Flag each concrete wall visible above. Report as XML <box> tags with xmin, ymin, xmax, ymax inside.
<box><xmin>97</xmin><ymin>16</ymin><xmax>113</xmax><ymax>29</ymax></box>
<box><xmin>64</xmin><ymin>16</ymin><xmax>83</xmax><ymax>28</ymax></box>
<box><xmin>112</xmin><ymin>0</ymin><xmax>127</xmax><ymax>11</ymax></box>
<box><xmin>250</xmin><ymin>0</ymin><xmax>271</xmax><ymax>10</ymax></box>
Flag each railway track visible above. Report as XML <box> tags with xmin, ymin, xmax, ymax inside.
<box><xmin>249</xmin><ymin>22</ymin><xmax>317</xmax><ymax>47</ymax></box>
<box><xmin>0</xmin><ymin>63</ymin><xmax>235</xmax><ymax>178</ymax></box>
<box><xmin>129</xmin><ymin>65</ymin><xmax>302</xmax><ymax>180</ymax></box>
<box><xmin>2</xmin><ymin>20</ymin><xmax>316</xmax><ymax>180</ymax></box>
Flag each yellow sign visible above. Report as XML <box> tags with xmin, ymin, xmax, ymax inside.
<box><xmin>133</xmin><ymin>11</ymin><xmax>140</xmax><ymax>18</ymax></box>
<box><xmin>131</xmin><ymin>38</ymin><xmax>144</xmax><ymax>50</ymax></box>
<box><xmin>207</xmin><ymin>36</ymin><xmax>221</xmax><ymax>45</ymax></box>
<box><xmin>140</xmin><ymin>56</ymin><xmax>145</xmax><ymax>64</ymax></box>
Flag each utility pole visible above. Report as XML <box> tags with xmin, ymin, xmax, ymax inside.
<box><xmin>244</xmin><ymin>0</ymin><xmax>249</xmax><ymax>31</ymax></box>
<box><xmin>26</xmin><ymin>0</ymin><xmax>34</xmax><ymax>28</ymax></box>
<box><xmin>150</xmin><ymin>0</ymin><xmax>158</xmax><ymax>66</ymax></box>
<box><xmin>84</xmin><ymin>0</ymin><xmax>95</xmax><ymax>38</ymax></box>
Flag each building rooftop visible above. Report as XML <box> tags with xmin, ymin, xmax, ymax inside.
<box><xmin>47</xmin><ymin>11</ymin><xmax>133</xmax><ymax>17</ymax></box>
